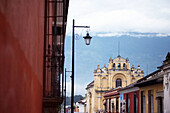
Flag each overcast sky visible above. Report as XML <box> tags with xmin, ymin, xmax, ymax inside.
<box><xmin>65</xmin><ymin>0</ymin><xmax>170</xmax><ymax>97</ymax></box>
<box><xmin>66</xmin><ymin>0</ymin><xmax>170</xmax><ymax>35</ymax></box>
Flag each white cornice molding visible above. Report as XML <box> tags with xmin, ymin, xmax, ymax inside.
<box><xmin>119</xmin><ymin>87</ymin><xmax>139</xmax><ymax>94</ymax></box>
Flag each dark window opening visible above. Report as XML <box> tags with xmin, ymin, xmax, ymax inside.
<box><xmin>157</xmin><ymin>97</ymin><xmax>163</xmax><ymax>113</ymax></box>
<box><xmin>109</xmin><ymin>99</ymin><xmax>111</xmax><ymax>112</ymax></box>
<box><xmin>112</xmin><ymin>103</ymin><xmax>114</xmax><ymax>113</ymax></box>
<box><xmin>134</xmin><ymin>93</ymin><xmax>138</xmax><ymax>113</ymax></box>
<box><xmin>148</xmin><ymin>90</ymin><xmax>153</xmax><ymax>113</ymax></box>
<box><xmin>113</xmin><ymin>63</ymin><xmax>115</xmax><ymax>69</ymax></box>
<box><xmin>105</xmin><ymin>99</ymin><xmax>107</xmax><ymax>112</ymax></box>
<box><xmin>141</xmin><ymin>91</ymin><xmax>145</xmax><ymax>113</ymax></box>
<box><xmin>123</xmin><ymin>63</ymin><xmax>126</xmax><ymax>69</ymax></box>
<box><xmin>116</xmin><ymin>97</ymin><xmax>119</xmax><ymax>113</ymax></box>
<box><xmin>52</xmin><ymin>26</ymin><xmax>62</xmax><ymax>35</ymax></box>
<box><xmin>118</xmin><ymin>63</ymin><xmax>121</xmax><ymax>69</ymax></box>
<box><xmin>126</xmin><ymin>94</ymin><xmax>129</xmax><ymax>113</ymax></box>
<box><xmin>116</xmin><ymin>78</ymin><xmax>122</xmax><ymax>87</ymax></box>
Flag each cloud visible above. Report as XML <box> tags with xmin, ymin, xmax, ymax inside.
<box><xmin>96</xmin><ymin>32</ymin><xmax>170</xmax><ymax>37</ymax></box>
<box><xmin>66</xmin><ymin>0</ymin><xmax>170</xmax><ymax>35</ymax></box>
<box><xmin>65</xmin><ymin>0</ymin><xmax>170</xmax><ymax>96</ymax></box>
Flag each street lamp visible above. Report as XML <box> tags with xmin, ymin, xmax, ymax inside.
<box><xmin>83</xmin><ymin>32</ymin><xmax>92</xmax><ymax>45</ymax></box>
<box><xmin>71</xmin><ymin>19</ymin><xmax>92</xmax><ymax>113</ymax></box>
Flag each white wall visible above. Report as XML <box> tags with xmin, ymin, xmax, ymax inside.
<box><xmin>164</xmin><ymin>71</ymin><xmax>170</xmax><ymax>113</ymax></box>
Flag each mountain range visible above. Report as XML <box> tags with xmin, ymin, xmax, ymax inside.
<box><xmin>65</xmin><ymin>32</ymin><xmax>170</xmax><ymax>95</ymax></box>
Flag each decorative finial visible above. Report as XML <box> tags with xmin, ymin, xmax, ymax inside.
<box><xmin>132</xmin><ymin>65</ymin><xmax>134</xmax><ymax>69</ymax></box>
<box><xmin>97</xmin><ymin>64</ymin><xmax>100</xmax><ymax>69</ymax></box>
<box><xmin>117</xmin><ymin>55</ymin><xmax>121</xmax><ymax>58</ymax></box>
<box><xmin>138</xmin><ymin>65</ymin><xmax>140</xmax><ymax>70</ymax></box>
<box><xmin>166</xmin><ymin>52</ymin><xmax>170</xmax><ymax>60</ymax></box>
<box><xmin>126</xmin><ymin>57</ymin><xmax>129</xmax><ymax>62</ymax></box>
<box><xmin>109</xmin><ymin>57</ymin><xmax>112</xmax><ymax>62</ymax></box>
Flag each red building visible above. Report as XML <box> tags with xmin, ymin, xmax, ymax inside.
<box><xmin>119</xmin><ymin>82</ymin><xmax>140</xmax><ymax>113</ymax></box>
<box><xmin>0</xmin><ymin>0</ymin><xmax>69</xmax><ymax>113</ymax></box>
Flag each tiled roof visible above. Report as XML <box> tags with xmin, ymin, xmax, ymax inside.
<box><xmin>104</xmin><ymin>91</ymin><xmax>119</xmax><ymax>97</ymax></box>
<box><xmin>86</xmin><ymin>81</ymin><xmax>94</xmax><ymax>89</ymax></box>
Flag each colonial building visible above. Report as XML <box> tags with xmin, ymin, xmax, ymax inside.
<box><xmin>118</xmin><ymin>69</ymin><xmax>164</xmax><ymax>113</ymax></box>
<box><xmin>135</xmin><ymin>69</ymin><xmax>164</xmax><ymax>113</ymax></box>
<box><xmin>0</xmin><ymin>0</ymin><xmax>69</xmax><ymax>113</ymax></box>
<box><xmin>116</xmin><ymin>52</ymin><xmax>169</xmax><ymax>113</ymax></box>
<box><xmin>86</xmin><ymin>55</ymin><xmax>144</xmax><ymax>113</ymax></box>
<box><xmin>159</xmin><ymin>52</ymin><xmax>170</xmax><ymax>113</ymax></box>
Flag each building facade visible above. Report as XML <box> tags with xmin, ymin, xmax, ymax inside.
<box><xmin>86</xmin><ymin>81</ymin><xmax>94</xmax><ymax>113</ymax></box>
<box><xmin>160</xmin><ymin>52</ymin><xmax>170</xmax><ymax>113</ymax></box>
<box><xmin>104</xmin><ymin>87</ymin><xmax>121</xmax><ymax>113</ymax></box>
<box><xmin>86</xmin><ymin>55</ymin><xmax>144</xmax><ymax>113</ymax></box>
<box><xmin>116</xmin><ymin>52</ymin><xmax>169</xmax><ymax>113</ymax></box>
<box><xmin>135</xmin><ymin>69</ymin><xmax>164</xmax><ymax>113</ymax></box>
<box><xmin>0</xmin><ymin>0</ymin><xmax>69</xmax><ymax>113</ymax></box>
<box><xmin>75</xmin><ymin>99</ymin><xmax>86</xmax><ymax>113</ymax></box>
<box><xmin>43</xmin><ymin>0</ymin><xmax>69</xmax><ymax>112</ymax></box>
<box><xmin>119</xmin><ymin>82</ymin><xmax>140</xmax><ymax>113</ymax></box>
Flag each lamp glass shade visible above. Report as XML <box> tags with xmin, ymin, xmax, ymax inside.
<box><xmin>83</xmin><ymin>33</ymin><xmax>92</xmax><ymax>45</ymax></box>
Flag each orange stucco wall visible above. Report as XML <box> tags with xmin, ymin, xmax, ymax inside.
<box><xmin>0</xmin><ymin>0</ymin><xmax>44</xmax><ymax>113</ymax></box>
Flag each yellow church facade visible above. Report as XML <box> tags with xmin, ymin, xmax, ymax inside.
<box><xmin>86</xmin><ymin>55</ymin><xmax>144</xmax><ymax>113</ymax></box>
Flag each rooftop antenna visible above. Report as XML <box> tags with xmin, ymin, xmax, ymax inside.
<box><xmin>118</xmin><ymin>41</ymin><xmax>120</xmax><ymax>56</ymax></box>
<box><xmin>147</xmin><ymin>64</ymin><xmax>148</xmax><ymax>75</ymax></box>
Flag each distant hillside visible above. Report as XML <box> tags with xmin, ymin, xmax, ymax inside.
<box><xmin>65</xmin><ymin>95</ymin><xmax>84</xmax><ymax>105</ymax></box>
<box><xmin>65</xmin><ymin>32</ymin><xmax>170</xmax><ymax>95</ymax></box>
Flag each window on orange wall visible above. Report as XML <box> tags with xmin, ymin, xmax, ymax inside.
<box><xmin>148</xmin><ymin>90</ymin><xmax>153</xmax><ymax>113</ymax></box>
<box><xmin>141</xmin><ymin>91</ymin><xmax>145</xmax><ymax>113</ymax></box>
<box><xmin>157</xmin><ymin>97</ymin><xmax>163</xmax><ymax>113</ymax></box>
<box><xmin>151</xmin><ymin>94</ymin><xmax>153</xmax><ymax>113</ymax></box>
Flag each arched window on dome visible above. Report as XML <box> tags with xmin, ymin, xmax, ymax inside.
<box><xmin>113</xmin><ymin>63</ymin><xmax>115</xmax><ymax>69</ymax></box>
<box><xmin>123</xmin><ymin>63</ymin><xmax>126</xmax><ymax>70</ymax></box>
<box><xmin>118</xmin><ymin>63</ymin><xmax>121</xmax><ymax>70</ymax></box>
<box><xmin>116</xmin><ymin>78</ymin><xmax>122</xmax><ymax>87</ymax></box>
